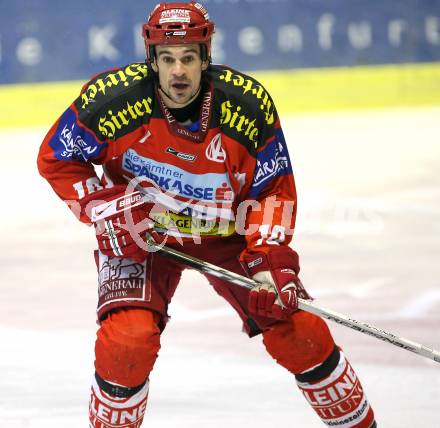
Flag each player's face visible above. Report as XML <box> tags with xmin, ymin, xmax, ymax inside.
<box><xmin>152</xmin><ymin>44</ymin><xmax>208</xmax><ymax>108</ymax></box>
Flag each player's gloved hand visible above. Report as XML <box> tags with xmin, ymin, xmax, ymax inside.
<box><xmin>242</xmin><ymin>246</ymin><xmax>311</xmax><ymax>320</ymax></box>
<box><xmin>79</xmin><ymin>185</ymin><xmax>156</xmax><ymax>262</ymax></box>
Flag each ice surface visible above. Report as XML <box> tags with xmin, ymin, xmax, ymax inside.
<box><xmin>1</xmin><ymin>107</ymin><xmax>439</xmax><ymax>427</ymax></box>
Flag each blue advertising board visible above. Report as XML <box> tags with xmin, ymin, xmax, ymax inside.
<box><xmin>1</xmin><ymin>0</ymin><xmax>440</xmax><ymax>84</ymax></box>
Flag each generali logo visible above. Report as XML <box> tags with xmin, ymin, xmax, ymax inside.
<box><xmin>205</xmin><ymin>133</ymin><xmax>226</xmax><ymax>163</ymax></box>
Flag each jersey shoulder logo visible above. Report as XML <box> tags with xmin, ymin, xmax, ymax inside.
<box><xmin>77</xmin><ymin>63</ymin><xmax>150</xmax><ymax>111</ymax></box>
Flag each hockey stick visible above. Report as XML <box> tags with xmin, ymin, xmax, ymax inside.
<box><xmin>145</xmin><ymin>234</ymin><xmax>440</xmax><ymax>364</ymax></box>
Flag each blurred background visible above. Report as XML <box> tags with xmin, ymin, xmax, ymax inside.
<box><xmin>2</xmin><ymin>0</ymin><xmax>440</xmax><ymax>124</ymax></box>
<box><xmin>0</xmin><ymin>1</ymin><xmax>439</xmax><ymax>427</ymax></box>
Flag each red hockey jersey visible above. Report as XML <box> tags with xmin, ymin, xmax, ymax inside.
<box><xmin>37</xmin><ymin>63</ymin><xmax>297</xmax><ymax>255</ymax></box>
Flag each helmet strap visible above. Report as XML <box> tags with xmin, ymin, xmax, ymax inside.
<box><xmin>148</xmin><ymin>46</ymin><xmax>156</xmax><ymax>63</ymax></box>
<box><xmin>200</xmin><ymin>44</ymin><xmax>208</xmax><ymax>62</ymax></box>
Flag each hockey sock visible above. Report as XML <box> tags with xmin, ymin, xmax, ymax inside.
<box><xmin>295</xmin><ymin>347</ymin><xmax>376</xmax><ymax>427</ymax></box>
<box><xmin>89</xmin><ymin>373</ymin><xmax>149</xmax><ymax>428</ymax></box>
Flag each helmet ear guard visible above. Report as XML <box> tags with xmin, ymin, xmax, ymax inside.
<box><xmin>142</xmin><ymin>2</ymin><xmax>214</xmax><ymax>64</ymax></box>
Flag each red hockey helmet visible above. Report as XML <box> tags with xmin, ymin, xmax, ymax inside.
<box><xmin>142</xmin><ymin>2</ymin><xmax>215</xmax><ymax>63</ymax></box>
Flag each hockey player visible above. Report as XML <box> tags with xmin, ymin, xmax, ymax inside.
<box><xmin>37</xmin><ymin>2</ymin><xmax>377</xmax><ymax>427</ymax></box>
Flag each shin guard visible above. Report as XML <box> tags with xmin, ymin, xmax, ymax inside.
<box><xmin>295</xmin><ymin>348</ymin><xmax>375</xmax><ymax>427</ymax></box>
<box><xmin>89</xmin><ymin>375</ymin><xmax>149</xmax><ymax>428</ymax></box>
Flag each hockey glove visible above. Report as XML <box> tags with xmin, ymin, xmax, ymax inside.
<box><xmin>242</xmin><ymin>246</ymin><xmax>311</xmax><ymax>320</ymax></box>
<box><xmin>80</xmin><ymin>185</ymin><xmax>156</xmax><ymax>262</ymax></box>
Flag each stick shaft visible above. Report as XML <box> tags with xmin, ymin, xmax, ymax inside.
<box><xmin>147</xmin><ymin>237</ymin><xmax>440</xmax><ymax>364</ymax></box>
